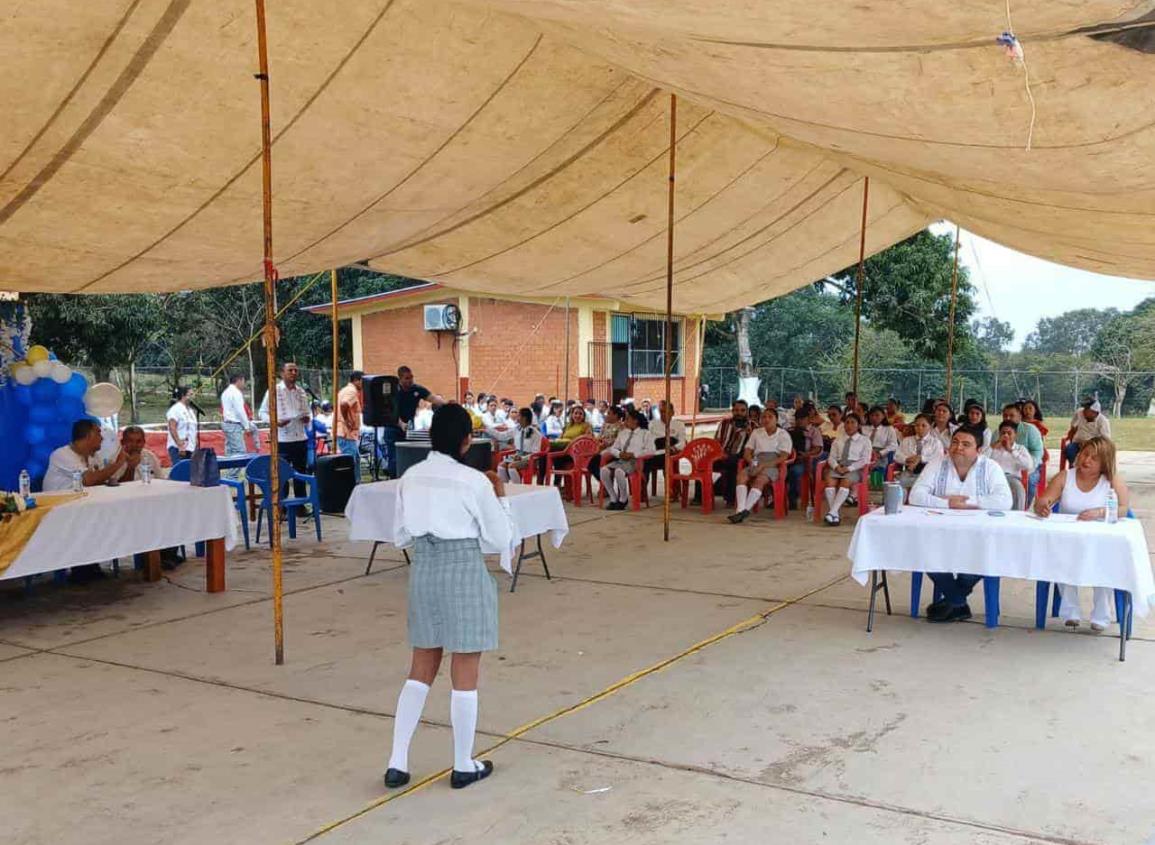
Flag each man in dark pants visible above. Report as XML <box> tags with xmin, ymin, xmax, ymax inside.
<box><xmin>262</xmin><ymin>361</ymin><xmax>312</xmax><ymax>512</ymax></box>
<box><xmin>382</xmin><ymin>365</ymin><xmax>430</xmax><ymax>477</ymax></box>
<box><xmin>709</xmin><ymin>400</ymin><xmax>750</xmax><ymax>506</ymax></box>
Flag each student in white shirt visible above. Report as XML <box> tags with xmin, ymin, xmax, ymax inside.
<box><xmin>910</xmin><ymin>428</ymin><xmax>1014</xmax><ymax>623</ymax></box>
<box><xmin>385</xmin><ymin>404</ymin><xmax>514</xmax><ymax>792</ymax></box>
<box><xmin>984</xmin><ymin>420</ymin><xmax>1034</xmax><ymax>510</ymax></box>
<box><xmin>599</xmin><ymin>409</ymin><xmax>655</xmax><ymax>510</ymax></box>
<box><xmin>220</xmin><ymin>374</ymin><xmax>256</xmax><ymax>456</ymax></box>
<box><xmin>960</xmin><ymin>402</ymin><xmax>993</xmax><ymax>449</ymax></box>
<box><xmin>728</xmin><ymin>408</ymin><xmax>792</xmax><ymax>523</ymax></box>
<box><xmin>893</xmin><ymin>413</ymin><xmax>944</xmax><ymax>491</ymax></box>
<box><xmin>931</xmin><ymin>402</ymin><xmax>958</xmax><ymax>449</ymax></box>
<box><xmin>584</xmin><ymin>399</ymin><xmax>604</xmax><ymax>432</ymax></box>
<box><xmin>411</xmin><ymin>397</ymin><xmax>434</xmax><ymax>432</ymax></box>
<box><xmin>497</xmin><ymin>409</ymin><xmax>544</xmax><ymax>483</ymax></box>
<box><xmin>165</xmin><ymin>387</ymin><xmax>198</xmax><ymax>467</ymax></box>
<box><xmin>861</xmin><ymin>406</ymin><xmax>899</xmax><ymax>461</ymax></box>
<box><xmin>543</xmin><ymin>401</ymin><xmax>565</xmax><ymax>438</ymax></box>
<box><xmin>481</xmin><ymin>398</ymin><xmax>514</xmax><ymax>444</ymax></box>
<box><xmin>821</xmin><ymin>413</ymin><xmax>873</xmax><ymax>525</ymax></box>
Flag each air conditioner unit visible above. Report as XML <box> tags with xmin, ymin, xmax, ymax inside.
<box><xmin>423</xmin><ymin>303</ymin><xmax>461</xmax><ymax>332</ymax></box>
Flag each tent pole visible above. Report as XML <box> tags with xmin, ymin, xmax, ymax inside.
<box><xmin>663</xmin><ymin>93</ymin><xmax>677</xmax><ymax>543</ymax></box>
<box><xmin>254</xmin><ymin>0</ymin><xmax>284</xmax><ymax>666</ymax></box>
<box><xmin>563</xmin><ymin>297</ymin><xmax>571</xmax><ymax>400</ymax></box>
<box><xmin>850</xmin><ymin>177</ymin><xmax>869</xmax><ymax>396</ymax></box>
<box><xmin>330</xmin><ymin>268</ymin><xmax>340</xmax><ymax>448</ymax></box>
<box><xmin>945</xmin><ymin>225</ymin><xmax>961</xmax><ymax>404</ymax></box>
<box><xmin>690</xmin><ymin>315</ymin><xmax>703</xmax><ymax>438</ymax></box>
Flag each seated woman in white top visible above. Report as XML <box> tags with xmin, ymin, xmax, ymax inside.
<box><xmin>497</xmin><ymin>408</ymin><xmax>544</xmax><ymax>483</ymax></box>
<box><xmin>893</xmin><ymin>413</ymin><xmax>944</xmax><ymax>491</ymax></box>
<box><xmin>960</xmin><ymin>402</ymin><xmax>993</xmax><ymax>449</ymax></box>
<box><xmin>1032</xmin><ymin>436</ymin><xmax>1131</xmax><ymax>632</ymax></box>
<box><xmin>728</xmin><ymin>408</ymin><xmax>792</xmax><ymax>523</ymax></box>
<box><xmin>983</xmin><ymin>420</ymin><xmax>1034</xmax><ymax>510</ymax></box>
<box><xmin>384</xmin><ymin>404</ymin><xmax>515</xmax><ymax>791</ymax></box>
<box><xmin>543</xmin><ymin>402</ymin><xmax>565</xmax><ymax>438</ymax></box>
<box><xmin>821</xmin><ymin>413</ymin><xmax>873</xmax><ymax>526</ymax></box>
<box><xmin>599</xmin><ymin>409</ymin><xmax>656</xmax><ymax>510</ymax></box>
<box><xmin>861</xmin><ymin>406</ymin><xmax>899</xmax><ymax>469</ymax></box>
<box><xmin>931</xmin><ymin>401</ymin><xmax>958</xmax><ymax>449</ymax></box>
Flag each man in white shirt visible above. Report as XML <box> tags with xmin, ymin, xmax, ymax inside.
<box><xmin>910</xmin><ymin>428</ymin><xmax>1013</xmax><ymax>623</ymax></box>
<box><xmin>1064</xmin><ymin>399</ymin><xmax>1111</xmax><ymax>465</ymax></box>
<box><xmin>729</xmin><ymin>409</ymin><xmax>792</xmax><ymax>523</ymax></box>
<box><xmin>220</xmin><ymin>373</ymin><xmax>256</xmax><ymax>456</ymax></box>
<box><xmin>44</xmin><ymin>419</ymin><xmax>128</xmax><ymax>491</ymax></box>
<box><xmin>260</xmin><ymin>361</ymin><xmax>312</xmax><ymax>505</ymax></box>
<box><xmin>110</xmin><ymin>425</ymin><xmax>166</xmax><ymax>482</ymax></box>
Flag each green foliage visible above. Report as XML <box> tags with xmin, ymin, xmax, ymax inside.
<box><xmin>1023</xmin><ymin>307</ymin><xmax>1120</xmax><ymax>357</ymax></box>
<box><xmin>25</xmin><ymin>293</ymin><xmax>161</xmax><ymax>379</ymax></box>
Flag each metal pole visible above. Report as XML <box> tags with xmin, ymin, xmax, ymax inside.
<box><xmin>663</xmin><ymin>93</ymin><xmax>677</xmax><ymax>543</ymax></box>
<box><xmin>689</xmin><ymin>316</ymin><xmax>704</xmax><ymax>438</ymax></box>
<box><xmin>254</xmin><ymin>0</ymin><xmax>284</xmax><ymax>665</ymax></box>
<box><xmin>945</xmin><ymin>225</ymin><xmax>961</xmax><ymax>405</ymax></box>
<box><xmin>563</xmin><ymin>297</ymin><xmax>571</xmax><ymax>400</ymax></box>
<box><xmin>330</xmin><ymin>268</ymin><xmax>340</xmax><ymax>448</ymax></box>
<box><xmin>851</xmin><ymin>177</ymin><xmax>870</xmax><ymax>395</ymax></box>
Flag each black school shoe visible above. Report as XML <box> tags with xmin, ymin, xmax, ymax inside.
<box><xmin>451</xmin><ymin>760</ymin><xmax>494</xmax><ymax>789</ymax></box>
<box><xmin>927</xmin><ymin>603</ymin><xmax>972</xmax><ymax>623</ymax></box>
<box><xmin>384</xmin><ymin>768</ymin><xmax>410</xmax><ymax>788</ymax></box>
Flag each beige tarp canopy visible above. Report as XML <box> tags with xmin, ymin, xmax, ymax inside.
<box><xmin>2</xmin><ymin>0</ymin><xmax>1153</xmax><ymax>312</ymax></box>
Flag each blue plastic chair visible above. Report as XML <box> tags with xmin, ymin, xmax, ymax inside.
<box><xmin>910</xmin><ymin>572</ymin><xmax>1001</xmax><ymax>629</ymax></box>
<box><xmin>1034</xmin><ymin>506</ymin><xmax>1135</xmax><ymax>640</ymax></box>
<box><xmin>246</xmin><ymin>456</ymin><xmax>321</xmax><ymax>545</ymax></box>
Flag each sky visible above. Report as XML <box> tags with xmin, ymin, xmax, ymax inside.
<box><xmin>929</xmin><ymin>222</ymin><xmax>1155</xmax><ymax>351</ymax></box>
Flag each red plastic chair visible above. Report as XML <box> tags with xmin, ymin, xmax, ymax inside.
<box><xmin>1058</xmin><ymin>437</ymin><xmax>1069</xmax><ymax>471</ymax></box>
<box><xmin>597</xmin><ymin>452</ymin><xmax>651</xmax><ymax>510</ymax></box>
<box><xmin>744</xmin><ymin>450</ymin><xmax>795</xmax><ymax>519</ymax></box>
<box><xmin>1039</xmin><ymin>449</ymin><xmax>1049</xmax><ymax>488</ymax></box>
<box><xmin>669</xmin><ymin>438</ymin><xmax>725</xmax><ymax>514</ymax></box>
<box><xmin>799</xmin><ymin>454</ymin><xmax>821</xmax><ymax>511</ymax></box>
<box><xmin>544</xmin><ymin>436</ymin><xmax>599</xmax><ymax>506</ymax></box>
<box><xmin>813</xmin><ymin>459</ymin><xmax>872</xmax><ymax>524</ymax></box>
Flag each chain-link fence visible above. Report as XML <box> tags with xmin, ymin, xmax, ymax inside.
<box><xmin>700</xmin><ymin>366</ymin><xmax>1155</xmax><ymax>419</ymax></box>
<box><xmin>78</xmin><ymin>366</ymin><xmax>356</xmax><ymax>426</ymax></box>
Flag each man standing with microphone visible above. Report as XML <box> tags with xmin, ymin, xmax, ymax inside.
<box><xmin>261</xmin><ymin>361</ymin><xmax>312</xmax><ymax>513</ymax></box>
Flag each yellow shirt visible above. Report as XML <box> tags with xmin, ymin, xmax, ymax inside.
<box><xmin>558</xmin><ymin>421</ymin><xmax>592</xmax><ymax>442</ymax></box>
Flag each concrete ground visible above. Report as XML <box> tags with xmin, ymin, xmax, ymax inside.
<box><xmin>4</xmin><ymin>454</ymin><xmax>1155</xmax><ymax>845</ymax></box>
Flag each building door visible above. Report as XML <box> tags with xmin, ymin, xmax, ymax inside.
<box><xmin>611</xmin><ymin>343</ymin><xmax>629</xmax><ymax>403</ymax></box>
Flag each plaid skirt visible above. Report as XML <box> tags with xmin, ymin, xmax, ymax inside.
<box><xmin>408</xmin><ymin>535</ymin><xmax>498</xmax><ymax>653</ymax></box>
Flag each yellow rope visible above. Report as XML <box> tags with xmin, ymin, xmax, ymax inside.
<box><xmin>295</xmin><ymin>572</ymin><xmax>848</xmax><ymax>843</ymax></box>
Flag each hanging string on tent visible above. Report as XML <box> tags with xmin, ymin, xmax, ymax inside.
<box><xmin>997</xmin><ymin>0</ymin><xmax>1037</xmax><ymax>151</ymax></box>
<box><xmin>850</xmin><ymin>177</ymin><xmax>869</xmax><ymax>395</ymax></box>
<box><xmin>253</xmin><ymin>0</ymin><xmax>285</xmax><ymax>666</ymax></box>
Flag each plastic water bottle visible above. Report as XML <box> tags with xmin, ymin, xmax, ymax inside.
<box><xmin>140</xmin><ymin>463</ymin><xmax>152</xmax><ymax>485</ymax></box>
<box><xmin>18</xmin><ymin>469</ymin><xmax>30</xmax><ymax>499</ymax></box>
<box><xmin>71</xmin><ymin>470</ymin><xmax>83</xmax><ymax>493</ymax></box>
<box><xmin>1105</xmin><ymin>488</ymin><xmax>1118</xmax><ymax>524</ymax></box>
<box><xmin>805</xmin><ymin>503</ymin><xmax>814</xmax><ymax>520</ymax></box>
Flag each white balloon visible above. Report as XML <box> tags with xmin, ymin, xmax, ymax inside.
<box><xmin>50</xmin><ymin>362</ymin><xmax>72</xmax><ymax>384</ymax></box>
<box><xmin>84</xmin><ymin>382</ymin><xmax>124</xmax><ymax>417</ymax></box>
<box><xmin>32</xmin><ymin>359</ymin><xmax>53</xmax><ymax>378</ymax></box>
<box><xmin>13</xmin><ymin>365</ymin><xmax>35</xmax><ymax>385</ymax></box>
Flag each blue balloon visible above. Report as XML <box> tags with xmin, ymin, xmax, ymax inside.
<box><xmin>26</xmin><ymin>460</ymin><xmax>46</xmax><ymax>480</ymax></box>
<box><xmin>26</xmin><ymin>424</ymin><xmax>46</xmax><ymax>444</ymax></box>
<box><xmin>62</xmin><ymin>372</ymin><xmax>88</xmax><ymax>399</ymax></box>
<box><xmin>31</xmin><ymin>379</ymin><xmax>57</xmax><ymax>402</ymax></box>
<box><xmin>31</xmin><ymin>441</ymin><xmax>54</xmax><ymax>462</ymax></box>
<box><xmin>13</xmin><ymin>384</ymin><xmax>32</xmax><ymax>406</ymax></box>
<box><xmin>29</xmin><ymin>404</ymin><xmax>56</xmax><ymax>424</ymax></box>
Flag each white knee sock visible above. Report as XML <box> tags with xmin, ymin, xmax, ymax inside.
<box><xmin>450</xmin><ymin>689</ymin><xmax>480</xmax><ymax>772</ymax></box>
<box><xmin>599</xmin><ymin>468</ymin><xmax>614</xmax><ymax>501</ymax></box>
<box><xmin>387</xmin><ymin>679</ymin><xmax>430</xmax><ymax>772</ymax></box>
<box><xmin>823</xmin><ymin>487</ymin><xmax>835</xmax><ymax>510</ymax></box>
<box><xmin>832</xmin><ymin>487</ymin><xmax>850</xmax><ymax>511</ymax></box>
<box><xmin>735</xmin><ymin>484</ymin><xmax>748</xmax><ymax>513</ymax></box>
<box><xmin>615</xmin><ymin>469</ymin><xmax>629</xmax><ymax>502</ymax></box>
<box><xmin>744</xmin><ymin>487</ymin><xmax>763</xmax><ymax>511</ymax></box>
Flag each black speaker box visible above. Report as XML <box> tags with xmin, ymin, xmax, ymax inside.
<box><xmin>362</xmin><ymin>374</ymin><xmax>399</xmax><ymax>427</ymax></box>
<box><xmin>314</xmin><ymin>454</ymin><xmax>357</xmax><ymax>514</ymax></box>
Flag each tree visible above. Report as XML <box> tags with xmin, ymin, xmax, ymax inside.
<box><xmin>972</xmin><ymin>317</ymin><xmax>1015</xmax><ymax>357</ymax></box>
<box><xmin>1023</xmin><ymin>308</ymin><xmax>1118</xmax><ymax>357</ymax></box>
<box><xmin>1091</xmin><ymin>309</ymin><xmax>1155</xmax><ymax>416</ymax></box>
<box><xmin>825</xmin><ymin>230</ymin><xmax>977</xmax><ymax>362</ymax></box>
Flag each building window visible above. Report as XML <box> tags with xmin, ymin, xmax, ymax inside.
<box><xmin>628</xmin><ymin>315</ymin><xmax>682</xmax><ymax>377</ymax></box>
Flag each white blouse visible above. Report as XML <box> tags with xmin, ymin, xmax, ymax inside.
<box><xmin>649</xmin><ymin>417</ymin><xmax>688</xmax><ymax>449</ymax></box>
<box><xmin>165</xmin><ymin>402</ymin><xmax>198</xmax><ymax>451</ymax></box>
<box><xmin>609</xmin><ymin>427</ymin><xmax>656</xmax><ymax>458</ymax></box>
<box><xmin>894</xmin><ymin>434</ymin><xmax>944</xmax><ymax>468</ymax></box>
<box><xmin>745</xmin><ymin>427</ymin><xmax>792</xmax><ymax>462</ymax></box>
<box><xmin>983</xmin><ymin>443</ymin><xmax>1034</xmax><ymax>475</ymax></box>
<box><xmin>513</xmin><ymin>425</ymin><xmax>544</xmax><ymax>456</ymax></box>
<box><xmin>393</xmin><ymin>451</ymin><xmax>515</xmax><ymax>555</ymax></box>
<box><xmin>861</xmin><ymin>424</ymin><xmax>899</xmax><ymax>455</ymax></box>
<box><xmin>827</xmin><ymin>431</ymin><xmax>873</xmax><ymax>472</ymax></box>
<box><xmin>544</xmin><ymin>415</ymin><xmax>564</xmax><ymax>437</ymax></box>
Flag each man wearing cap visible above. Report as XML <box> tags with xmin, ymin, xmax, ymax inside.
<box><xmin>1064</xmin><ymin>399</ymin><xmax>1111</xmax><ymax>465</ymax></box>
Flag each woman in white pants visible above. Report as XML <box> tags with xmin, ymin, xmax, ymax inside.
<box><xmin>1033</xmin><ymin>437</ymin><xmax>1130</xmax><ymax>631</ymax></box>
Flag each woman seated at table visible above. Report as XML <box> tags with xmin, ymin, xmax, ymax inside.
<box><xmin>984</xmin><ymin>420</ymin><xmax>1034</xmax><ymax>510</ymax></box>
<box><xmin>821</xmin><ymin>413</ymin><xmax>873</xmax><ymax>526</ymax></box>
<box><xmin>1033</xmin><ymin>436</ymin><xmax>1130</xmax><ymax>632</ymax></box>
<box><xmin>893</xmin><ymin>413</ymin><xmax>943</xmax><ymax>492</ymax></box>
<box><xmin>497</xmin><ymin>408</ymin><xmax>543</xmax><ymax>484</ymax></box>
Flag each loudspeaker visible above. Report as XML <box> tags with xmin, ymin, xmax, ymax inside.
<box><xmin>362</xmin><ymin>375</ymin><xmax>399</xmax><ymax>427</ymax></box>
<box><xmin>314</xmin><ymin>454</ymin><xmax>357</xmax><ymax>514</ymax></box>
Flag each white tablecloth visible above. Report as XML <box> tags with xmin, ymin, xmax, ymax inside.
<box><xmin>345</xmin><ymin>481</ymin><xmax>570</xmax><ymax>574</ymax></box>
<box><xmin>3</xmin><ymin>481</ymin><xmax>239</xmax><ymax>581</ymax></box>
<box><xmin>848</xmin><ymin>507</ymin><xmax>1155</xmax><ymax>616</ymax></box>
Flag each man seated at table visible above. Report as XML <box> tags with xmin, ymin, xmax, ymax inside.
<box><xmin>43</xmin><ymin>420</ymin><xmax>131</xmax><ymax>581</ymax></box>
<box><xmin>909</xmin><ymin>428</ymin><xmax>1014</xmax><ymax>623</ymax></box>
<box><xmin>110</xmin><ymin>425</ymin><xmax>166</xmax><ymax>482</ymax></box>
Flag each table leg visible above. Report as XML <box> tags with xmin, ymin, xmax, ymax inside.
<box><xmin>143</xmin><ymin>550</ymin><xmax>162</xmax><ymax>583</ymax></box>
<box><xmin>248</xmin><ymin>481</ymin><xmax>259</xmax><ymax>522</ymax></box>
<box><xmin>867</xmin><ymin>570</ymin><xmax>878</xmax><ymax>633</ymax></box>
<box><xmin>205</xmin><ymin>538</ymin><xmax>226</xmax><ymax>593</ymax></box>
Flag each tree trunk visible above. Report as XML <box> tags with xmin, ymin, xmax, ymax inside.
<box><xmin>128</xmin><ymin>360</ymin><xmax>139</xmax><ymax>423</ymax></box>
<box><xmin>1113</xmin><ymin>382</ymin><xmax>1126</xmax><ymax>418</ymax></box>
<box><xmin>735</xmin><ymin>307</ymin><xmax>761</xmax><ymax>404</ymax></box>
<box><xmin>246</xmin><ymin>344</ymin><xmax>257</xmax><ymax>409</ymax></box>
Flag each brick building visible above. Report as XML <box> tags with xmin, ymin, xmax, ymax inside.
<box><xmin>308</xmin><ymin>283</ymin><xmax>705</xmax><ymax>411</ymax></box>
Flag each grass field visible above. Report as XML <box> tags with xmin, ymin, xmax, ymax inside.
<box><xmin>1042</xmin><ymin>416</ymin><xmax>1155</xmax><ymax>452</ymax></box>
